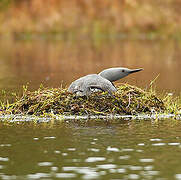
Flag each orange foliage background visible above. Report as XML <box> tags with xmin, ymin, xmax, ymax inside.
<box><xmin>0</xmin><ymin>0</ymin><xmax>181</xmax><ymax>36</ymax></box>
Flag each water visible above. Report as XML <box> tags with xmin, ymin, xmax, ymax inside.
<box><xmin>0</xmin><ymin>120</ymin><xmax>181</xmax><ymax>179</ymax></box>
<box><xmin>0</xmin><ymin>38</ymin><xmax>181</xmax><ymax>179</ymax></box>
<box><xmin>0</xmin><ymin>39</ymin><xmax>181</xmax><ymax>95</ymax></box>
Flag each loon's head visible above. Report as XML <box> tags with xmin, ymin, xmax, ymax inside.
<box><xmin>98</xmin><ymin>67</ymin><xmax>143</xmax><ymax>82</ymax></box>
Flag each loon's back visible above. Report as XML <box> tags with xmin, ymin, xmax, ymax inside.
<box><xmin>68</xmin><ymin>74</ymin><xmax>116</xmax><ymax>96</ymax></box>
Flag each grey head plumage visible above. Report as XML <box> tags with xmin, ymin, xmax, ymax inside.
<box><xmin>99</xmin><ymin>67</ymin><xmax>143</xmax><ymax>82</ymax></box>
<box><xmin>68</xmin><ymin>74</ymin><xmax>116</xmax><ymax>96</ymax></box>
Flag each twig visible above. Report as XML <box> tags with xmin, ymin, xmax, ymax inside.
<box><xmin>126</xmin><ymin>93</ymin><xmax>131</xmax><ymax>108</ymax></box>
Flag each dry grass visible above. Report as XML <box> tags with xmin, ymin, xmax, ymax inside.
<box><xmin>0</xmin><ymin>0</ymin><xmax>181</xmax><ymax>38</ymax></box>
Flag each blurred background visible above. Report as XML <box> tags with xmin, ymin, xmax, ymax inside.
<box><xmin>0</xmin><ymin>0</ymin><xmax>181</xmax><ymax>95</ymax></box>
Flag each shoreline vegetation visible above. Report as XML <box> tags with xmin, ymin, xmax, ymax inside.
<box><xmin>0</xmin><ymin>0</ymin><xmax>181</xmax><ymax>40</ymax></box>
<box><xmin>0</xmin><ymin>84</ymin><xmax>180</xmax><ymax>119</ymax></box>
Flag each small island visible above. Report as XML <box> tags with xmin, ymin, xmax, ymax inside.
<box><xmin>1</xmin><ymin>84</ymin><xmax>180</xmax><ymax>121</ymax></box>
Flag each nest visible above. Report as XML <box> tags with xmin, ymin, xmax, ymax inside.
<box><xmin>2</xmin><ymin>84</ymin><xmax>167</xmax><ymax>116</ymax></box>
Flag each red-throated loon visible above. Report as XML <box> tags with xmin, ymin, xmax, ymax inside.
<box><xmin>68</xmin><ymin>67</ymin><xmax>143</xmax><ymax>96</ymax></box>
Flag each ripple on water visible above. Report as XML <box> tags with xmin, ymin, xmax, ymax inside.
<box><xmin>119</xmin><ymin>155</ymin><xmax>130</xmax><ymax>160</ymax></box>
<box><xmin>117</xmin><ymin>168</ymin><xmax>126</xmax><ymax>173</ymax></box>
<box><xmin>0</xmin><ymin>157</ymin><xmax>9</xmax><ymax>162</ymax></box>
<box><xmin>82</xmin><ymin>172</ymin><xmax>99</xmax><ymax>180</ymax></box>
<box><xmin>152</xmin><ymin>143</ymin><xmax>166</xmax><ymax>146</ymax></box>
<box><xmin>55</xmin><ymin>173</ymin><xmax>76</xmax><ymax>178</ymax></box>
<box><xmin>72</xmin><ymin>159</ymin><xmax>81</xmax><ymax>163</ymax></box>
<box><xmin>129</xmin><ymin>165</ymin><xmax>143</xmax><ymax>171</ymax></box>
<box><xmin>67</xmin><ymin>148</ymin><xmax>76</xmax><ymax>151</ymax></box>
<box><xmin>54</xmin><ymin>150</ymin><xmax>61</xmax><ymax>154</ymax></box>
<box><xmin>99</xmin><ymin>171</ymin><xmax>106</xmax><ymax>175</ymax></box>
<box><xmin>62</xmin><ymin>166</ymin><xmax>77</xmax><ymax>171</ymax></box>
<box><xmin>62</xmin><ymin>153</ymin><xmax>68</xmax><ymax>156</ymax></box>
<box><xmin>140</xmin><ymin>170</ymin><xmax>159</xmax><ymax>176</ymax></box>
<box><xmin>0</xmin><ymin>144</ymin><xmax>11</xmax><ymax>147</ymax></box>
<box><xmin>43</xmin><ymin>136</ymin><xmax>56</xmax><ymax>139</ymax></box>
<box><xmin>91</xmin><ymin>142</ymin><xmax>96</xmax><ymax>145</ymax></box>
<box><xmin>109</xmin><ymin>169</ymin><xmax>117</xmax><ymax>173</ymax></box>
<box><xmin>87</xmin><ymin>148</ymin><xmax>100</xmax><ymax>152</ymax></box>
<box><xmin>0</xmin><ymin>175</ymin><xmax>17</xmax><ymax>180</ymax></box>
<box><xmin>51</xmin><ymin>166</ymin><xmax>58</xmax><ymax>171</ymax></box>
<box><xmin>62</xmin><ymin>166</ymin><xmax>98</xmax><ymax>179</ymax></box>
<box><xmin>33</xmin><ymin>137</ymin><xmax>39</xmax><ymax>140</ymax></box>
<box><xmin>146</xmin><ymin>171</ymin><xmax>159</xmax><ymax>176</ymax></box>
<box><xmin>137</xmin><ymin>143</ymin><xmax>145</xmax><ymax>146</ymax></box>
<box><xmin>139</xmin><ymin>159</ymin><xmax>154</xmax><ymax>163</ymax></box>
<box><xmin>27</xmin><ymin>173</ymin><xmax>50</xmax><ymax>179</ymax></box>
<box><xmin>144</xmin><ymin>165</ymin><xmax>154</xmax><ymax>171</ymax></box>
<box><xmin>127</xmin><ymin>174</ymin><xmax>140</xmax><ymax>179</ymax></box>
<box><xmin>121</xmin><ymin>148</ymin><xmax>134</xmax><ymax>152</ymax></box>
<box><xmin>96</xmin><ymin>164</ymin><xmax>117</xmax><ymax>169</ymax></box>
<box><xmin>38</xmin><ymin>162</ymin><xmax>53</xmax><ymax>166</ymax></box>
<box><xmin>168</xmin><ymin>142</ymin><xmax>180</xmax><ymax>146</ymax></box>
<box><xmin>175</xmin><ymin>174</ymin><xmax>181</xmax><ymax>180</ymax></box>
<box><xmin>85</xmin><ymin>157</ymin><xmax>106</xmax><ymax>163</ymax></box>
<box><xmin>150</xmin><ymin>138</ymin><xmax>162</xmax><ymax>142</ymax></box>
<box><xmin>136</xmin><ymin>149</ymin><xmax>143</xmax><ymax>152</ymax></box>
<box><xmin>107</xmin><ymin>146</ymin><xmax>119</xmax><ymax>152</ymax></box>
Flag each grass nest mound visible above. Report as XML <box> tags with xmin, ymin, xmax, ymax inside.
<box><xmin>2</xmin><ymin>84</ymin><xmax>170</xmax><ymax>116</ymax></box>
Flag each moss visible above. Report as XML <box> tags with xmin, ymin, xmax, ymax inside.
<box><xmin>1</xmin><ymin>83</ymin><xmax>179</xmax><ymax>117</ymax></box>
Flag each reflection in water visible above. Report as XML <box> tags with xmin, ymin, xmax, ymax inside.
<box><xmin>0</xmin><ymin>39</ymin><xmax>181</xmax><ymax>95</ymax></box>
<box><xmin>0</xmin><ymin>120</ymin><xmax>181</xmax><ymax>179</ymax></box>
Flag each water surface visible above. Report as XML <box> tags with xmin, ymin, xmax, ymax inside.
<box><xmin>0</xmin><ymin>120</ymin><xmax>181</xmax><ymax>179</ymax></box>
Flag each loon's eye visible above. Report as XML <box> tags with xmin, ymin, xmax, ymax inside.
<box><xmin>122</xmin><ymin>70</ymin><xmax>125</xmax><ymax>72</ymax></box>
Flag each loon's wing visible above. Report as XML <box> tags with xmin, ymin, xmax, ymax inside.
<box><xmin>68</xmin><ymin>74</ymin><xmax>117</xmax><ymax>96</ymax></box>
